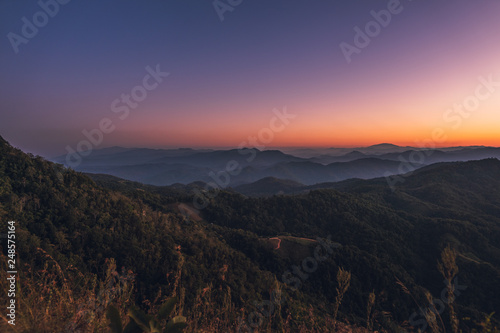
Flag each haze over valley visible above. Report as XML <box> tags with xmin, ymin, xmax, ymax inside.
<box><xmin>51</xmin><ymin>144</ymin><xmax>500</xmax><ymax>188</ymax></box>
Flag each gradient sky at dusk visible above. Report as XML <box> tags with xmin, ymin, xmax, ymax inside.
<box><xmin>1</xmin><ymin>0</ymin><xmax>500</xmax><ymax>157</ymax></box>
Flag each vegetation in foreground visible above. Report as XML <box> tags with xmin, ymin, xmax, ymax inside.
<box><xmin>0</xmin><ymin>136</ymin><xmax>499</xmax><ymax>332</ymax></box>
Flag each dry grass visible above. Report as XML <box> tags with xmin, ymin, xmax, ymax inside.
<box><xmin>438</xmin><ymin>245</ymin><xmax>459</xmax><ymax>333</ymax></box>
<box><xmin>333</xmin><ymin>267</ymin><xmax>352</xmax><ymax>327</ymax></box>
<box><xmin>0</xmin><ymin>247</ymin><xmax>377</xmax><ymax>333</ymax></box>
<box><xmin>0</xmin><ymin>249</ymin><xmax>133</xmax><ymax>333</ymax></box>
<box><xmin>13</xmin><ymin>245</ymin><xmax>499</xmax><ymax>333</ymax></box>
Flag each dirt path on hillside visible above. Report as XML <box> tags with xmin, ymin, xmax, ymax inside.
<box><xmin>269</xmin><ymin>237</ymin><xmax>282</xmax><ymax>250</ymax></box>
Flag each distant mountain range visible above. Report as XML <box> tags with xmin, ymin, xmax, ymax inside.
<box><xmin>3</xmin><ymin>135</ymin><xmax>500</xmax><ymax>330</ymax></box>
<box><xmin>280</xmin><ymin>143</ymin><xmax>488</xmax><ymax>158</ymax></box>
<box><xmin>231</xmin><ymin>158</ymin><xmax>500</xmax><ymax>199</ymax></box>
<box><xmin>51</xmin><ymin>144</ymin><xmax>500</xmax><ymax>186</ymax></box>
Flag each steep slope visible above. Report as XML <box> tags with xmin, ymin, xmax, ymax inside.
<box><xmin>2</xmin><ymin>136</ymin><xmax>499</xmax><ymax>331</ymax></box>
<box><xmin>202</xmin><ymin>162</ymin><xmax>500</xmax><ymax>327</ymax></box>
<box><xmin>0</xmin><ymin>137</ymin><xmax>290</xmax><ymax>324</ymax></box>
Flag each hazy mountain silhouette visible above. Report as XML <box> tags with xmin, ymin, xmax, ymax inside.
<box><xmin>2</xmin><ymin>135</ymin><xmax>500</xmax><ymax>330</ymax></box>
<box><xmin>50</xmin><ymin>145</ymin><xmax>500</xmax><ymax>187</ymax></box>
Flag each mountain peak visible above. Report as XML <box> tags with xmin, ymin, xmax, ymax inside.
<box><xmin>344</xmin><ymin>150</ymin><xmax>366</xmax><ymax>157</ymax></box>
<box><xmin>367</xmin><ymin>143</ymin><xmax>400</xmax><ymax>148</ymax></box>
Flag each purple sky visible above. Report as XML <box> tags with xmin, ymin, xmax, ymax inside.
<box><xmin>1</xmin><ymin>0</ymin><xmax>500</xmax><ymax>157</ymax></box>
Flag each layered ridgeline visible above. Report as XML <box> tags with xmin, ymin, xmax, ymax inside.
<box><xmin>50</xmin><ymin>144</ymin><xmax>500</xmax><ymax>186</ymax></box>
<box><xmin>1</xmin><ymin>136</ymin><xmax>499</xmax><ymax>332</ymax></box>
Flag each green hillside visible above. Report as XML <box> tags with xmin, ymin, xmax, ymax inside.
<box><xmin>1</xmin><ymin>136</ymin><xmax>499</xmax><ymax>332</ymax></box>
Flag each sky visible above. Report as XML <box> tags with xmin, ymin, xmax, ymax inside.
<box><xmin>1</xmin><ymin>0</ymin><xmax>500</xmax><ymax>157</ymax></box>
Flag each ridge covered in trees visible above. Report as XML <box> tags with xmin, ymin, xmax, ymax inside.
<box><xmin>0</xmin><ymin>136</ymin><xmax>499</xmax><ymax>332</ymax></box>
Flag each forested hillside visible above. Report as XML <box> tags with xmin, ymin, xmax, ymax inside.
<box><xmin>1</xmin><ymin>136</ymin><xmax>499</xmax><ymax>332</ymax></box>
<box><xmin>0</xmin><ymin>137</ymin><xmax>286</xmax><ymax>332</ymax></box>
